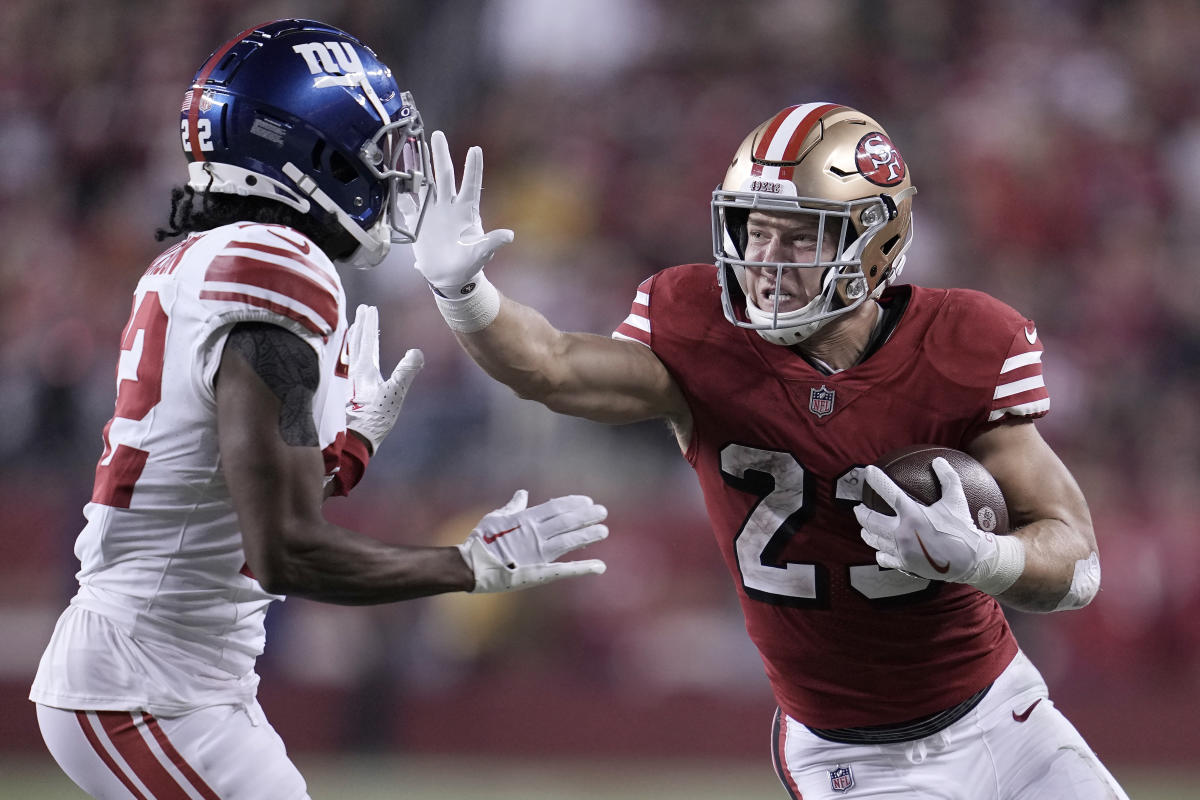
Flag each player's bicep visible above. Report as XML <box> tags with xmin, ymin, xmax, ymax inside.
<box><xmin>216</xmin><ymin>323</ymin><xmax>327</xmax><ymax>569</ymax></box>
<box><xmin>967</xmin><ymin>420</ymin><xmax>1094</xmax><ymax>547</ymax></box>
<box><xmin>221</xmin><ymin>322</ymin><xmax>320</xmax><ymax>446</ymax></box>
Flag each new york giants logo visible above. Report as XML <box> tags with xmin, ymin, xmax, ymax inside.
<box><xmin>292</xmin><ymin>41</ymin><xmax>364</xmax><ymax>76</ymax></box>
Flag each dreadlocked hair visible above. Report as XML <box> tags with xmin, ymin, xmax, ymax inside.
<box><xmin>155</xmin><ymin>184</ymin><xmax>359</xmax><ymax>260</ymax></box>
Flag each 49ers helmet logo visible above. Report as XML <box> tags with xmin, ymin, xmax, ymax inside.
<box><xmin>855</xmin><ymin>132</ymin><xmax>906</xmax><ymax>186</ymax></box>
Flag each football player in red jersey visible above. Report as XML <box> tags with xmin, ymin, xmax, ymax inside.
<box><xmin>30</xmin><ymin>20</ymin><xmax>608</xmax><ymax>800</ymax></box>
<box><xmin>411</xmin><ymin>104</ymin><xmax>1129</xmax><ymax>798</ymax></box>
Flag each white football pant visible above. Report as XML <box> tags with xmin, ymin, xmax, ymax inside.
<box><xmin>36</xmin><ymin>701</ymin><xmax>310</xmax><ymax>800</ymax></box>
<box><xmin>772</xmin><ymin>650</ymin><xmax>1129</xmax><ymax>799</ymax></box>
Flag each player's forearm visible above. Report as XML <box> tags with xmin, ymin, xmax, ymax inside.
<box><xmin>250</xmin><ymin>522</ymin><xmax>474</xmax><ymax>603</ymax></box>
<box><xmin>996</xmin><ymin>519</ymin><xmax>1100</xmax><ymax>613</ymax></box>
<box><xmin>454</xmin><ymin>296</ymin><xmax>572</xmax><ymax>405</ymax></box>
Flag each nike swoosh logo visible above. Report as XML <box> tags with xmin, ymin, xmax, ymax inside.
<box><xmin>269</xmin><ymin>229</ymin><xmax>312</xmax><ymax>254</ymax></box>
<box><xmin>1024</xmin><ymin>325</ymin><xmax>1037</xmax><ymax>344</ymax></box>
<box><xmin>483</xmin><ymin>525</ymin><xmax>520</xmax><ymax>544</ymax></box>
<box><xmin>1012</xmin><ymin>699</ymin><xmax>1041</xmax><ymax>722</ymax></box>
<box><xmin>914</xmin><ymin>530</ymin><xmax>951</xmax><ymax>574</ymax></box>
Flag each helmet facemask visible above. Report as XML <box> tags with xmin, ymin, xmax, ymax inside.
<box><xmin>714</xmin><ymin>191</ymin><xmax>910</xmax><ymax>345</ymax></box>
<box><xmin>711</xmin><ymin>102</ymin><xmax>916</xmax><ymax>346</ymax></box>
<box><xmin>352</xmin><ymin>89</ymin><xmax>433</xmax><ymax>249</ymax></box>
<box><xmin>280</xmin><ymin>89</ymin><xmax>432</xmax><ymax>269</ymax></box>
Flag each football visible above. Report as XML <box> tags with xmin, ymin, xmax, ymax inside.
<box><xmin>861</xmin><ymin>445</ymin><xmax>1010</xmax><ymax>534</ymax></box>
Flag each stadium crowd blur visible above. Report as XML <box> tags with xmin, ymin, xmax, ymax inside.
<box><xmin>2</xmin><ymin>0</ymin><xmax>1197</xmax><ymax>765</ymax></box>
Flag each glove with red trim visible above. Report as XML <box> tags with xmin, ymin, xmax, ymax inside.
<box><xmin>344</xmin><ymin>304</ymin><xmax>423</xmax><ymax>455</ymax></box>
<box><xmin>855</xmin><ymin>458</ymin><xmax>1024</xmax><ymax>595</ymax></box>
<box><xmin>457</xmin><ymin>490</ymin><xmax>608</xmax><ymax>593</ymax></box>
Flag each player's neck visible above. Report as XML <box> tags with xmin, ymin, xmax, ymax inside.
<box><xmin>792</xmin><ymin>301</ymin><xmax>883</xmax><ymax>373</ymax></box>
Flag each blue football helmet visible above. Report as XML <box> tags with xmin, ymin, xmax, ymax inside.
<box><xmin>181</xmin><ymin>19</ymin><xmax>430</xmax><ymax>267</ymax></box>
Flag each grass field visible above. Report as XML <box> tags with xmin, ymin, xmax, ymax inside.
<box><xmin>1</xmin><ymin>755</ymin><xmax>1197</xmax><ymax>799</ymax></box>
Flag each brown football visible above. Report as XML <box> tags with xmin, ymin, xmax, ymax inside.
<box><xmin>861</xmin><ymin>445</ymin><xmax>1010</xmax><ymax>534</ymax></box>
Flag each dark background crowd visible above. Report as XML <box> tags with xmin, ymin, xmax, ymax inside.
<box><xmin>1</xmin><ymin>0</ymin><xmax>1197</xmax><ymax>772</ymax></box>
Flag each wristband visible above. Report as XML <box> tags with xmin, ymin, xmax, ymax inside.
<box><xmin>968</xmin><ymin>534</ymin><xmax>1026</xmax><ymax>597</ymax></box>
<box><xmin>330</xmin><ymin>432</ymin><xmax>371</xmax><ymax>496</ymax></box>
<box><xmin>432</xmin><ymin>273</ymin><xmax>501</xmax><ymax>333</ymax></box>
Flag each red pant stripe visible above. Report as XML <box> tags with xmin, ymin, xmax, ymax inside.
<box><xmin>75</xmin><ymin>711</ymin><xmax>151</xmax><ymax>800</ymax></box>
<box><xmin>95</xmin><ymin>711</ymin><xmax>198</xmax><ymax>799</ymax></box>
<box><xmin>142</xmin><ymin>713</ymin><xmax>223</xmax><ymax>800</ymax></box>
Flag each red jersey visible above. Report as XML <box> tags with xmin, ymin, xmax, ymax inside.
<box><xmin>613</xmin><ymin>264</ymin><xmax>1049</xmax><ymax>728</ymax></box>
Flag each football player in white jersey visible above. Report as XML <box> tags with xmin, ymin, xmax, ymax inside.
<box><xmin>406</xmin><ymin>104</ymin><xmax>1129</xmax><ymax>799</ymax></box>
<box><xmin>30</xmin><ymin>20</ymin><xmax>608</xmax><ymax>800</ymax></box>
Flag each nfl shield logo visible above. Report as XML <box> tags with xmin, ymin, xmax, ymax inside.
<box><xmin>829</xmin><ymin>764</ymin><xmax>855</xmax><ymax>792</ymax></box>
<box><xmin>809</xmin><ymin>385</ymin><xmax>836</xmax><ymax>418</ymax></box>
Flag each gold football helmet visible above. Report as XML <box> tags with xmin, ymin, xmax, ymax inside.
<box><xmin>712</xmin><ymin>103</ymin><xmax>917</xmax><ymax>345</ymax></box>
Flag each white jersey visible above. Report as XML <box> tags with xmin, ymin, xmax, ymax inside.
<box><xmin>32</xmin><ymin>222</ymin><xmax>351</xmax><ymax>715</ymax></box>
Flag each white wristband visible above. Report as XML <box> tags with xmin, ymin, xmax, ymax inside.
<box><xmin>969</xmin><ymin>534</ymin><xmax>1026</xmax><ymax>597</ymax></box>
<box><xmin>432</xmin><ymin>273</ymin><xmax>501</xmax><ymax>333</ymax></box>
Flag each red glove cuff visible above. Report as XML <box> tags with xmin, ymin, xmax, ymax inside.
<box><xmin>331</xmin><ymin>432</ymin><xmax>372</xmax><ymax>496</ymax></box>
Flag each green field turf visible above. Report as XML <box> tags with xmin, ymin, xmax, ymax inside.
<box><xmin>1</xmin><ymin>755</ymin><xmax>1194</xmax><ymax>798</ymax></box>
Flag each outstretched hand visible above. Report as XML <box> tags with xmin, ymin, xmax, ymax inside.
<box><xmin>411</xmin><ymin>130</ymin><xmax>514</xmax><ymax>297</ymax></box>
<box><xmin>458</xmin><ymin>490</ymin><xmax>608</xmax><ymax>593</ymax></box>
<box><xmin>344</xmin><ymin>304</ymin><xmax>424</xmax><ymax>454</ymax></box>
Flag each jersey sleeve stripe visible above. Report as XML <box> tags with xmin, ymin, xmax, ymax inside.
<box><xmin>612</xmin><ymin>330</ymin><xmax>651</xmax><ymax>347</ymax></box>
<box><xmin>621</xmin><ymin>313</ymin><xmax>651</xmax><ymax>333</ymax></box>
<box><xmin>613</xmin><ymin>276</ymin><xmax>654</xmax><ymax>346</ymax></box>
<box><xmin>613</xmin><ymin>323</ymin><xmax>651</xmax><ymax>345</ymax></box>
<box><xmin>204</xmin><ymin>255</ymin><xmax>338</xmax><ymax>332</ymax></box>
<box><xmin>994</xmin><ymin>375</ymin><xmax>1045</xmax><ymax>400</ymax></box>
<box><xmin>989</xmin><ymin>398</ymin><xmax>1050</xmax><ymax>422</ymax></box>
<box><xmin>225</xmin><ymin>241</ymin><xmax>338</xmax><ymax>293</ymax></box>
<box><xmin>1000</xmin><ymin>350</ymin><xmax>1042</xmax><ymax>373</ymax></box>
<box><xmin>199</xmin><ymin>290</ymin><xmax>326</xmax><ymax>336</ymax></box>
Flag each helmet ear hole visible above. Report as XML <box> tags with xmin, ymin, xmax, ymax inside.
<box><xmin>724</xmin><ymin>207</ymin><xmax>749</xmax><ymax>257</ymax></box>
<box><xmin>880</xmin><ymin>234</ymin><xmax>900</xmax><ymax>255</ymax></box>
<box><xmin>329</xmin><ymin>151</ymin><xmax>357</xmax><ymax>183</ymax></box>
<box><xmin>310</xmin><ymin>140</ymin><xmax>325</xmax><ymax>172</ymax></box>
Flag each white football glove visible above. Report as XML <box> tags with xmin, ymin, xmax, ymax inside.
<box><xmin>458</xmin><ymin>490</ymin><xmax>608</xmax><ymax>593</ymax></box>
<box><xmin>411</xmin><ymin>130</ymin><xmax>514</xmax><ymax>298</ymax></box>
<box><xmin>854</xmin><ymin>458</ymin><xmax>1024</xmax><ymax>595</ymax></box>
<box><xmin>344</xmin><ymin>304</ymin><xmax>424</xmax><ymax>454</ymax></box>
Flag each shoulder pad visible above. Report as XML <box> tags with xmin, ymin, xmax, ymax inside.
<box><xmin>199</xmin><ymin>223</ymin><xmax>342</xmax><ymax>338</ymax></box>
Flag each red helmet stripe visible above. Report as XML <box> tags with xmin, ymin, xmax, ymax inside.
<box><xmin>753</xmin><ymin>106</ymin><xmax>801</xmax><ymax>161</ymax></box>
<box><xmin>186</xmin><ymin>22</ymin><xmax>266</xmax><ymax>162</ymax></box>
<box><xmin>753</xmin><ymin>103</ymin><xmax>842</xmax><ymax>181</ymax></box>
<box><xmin>779</xmin><ymin>103</ymin><xmax>841</xmax><ymax>162</ymax></box>
<box><xmin>780</xmin><ymin>103</ymin><xmax>841</xmax><ymax>180</ymax></box>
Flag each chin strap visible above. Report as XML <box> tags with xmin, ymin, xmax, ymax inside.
<box><xmin>281</xmin><ymin>162</ymin><xmax>388</xmax><ymax>267</ymax></box>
